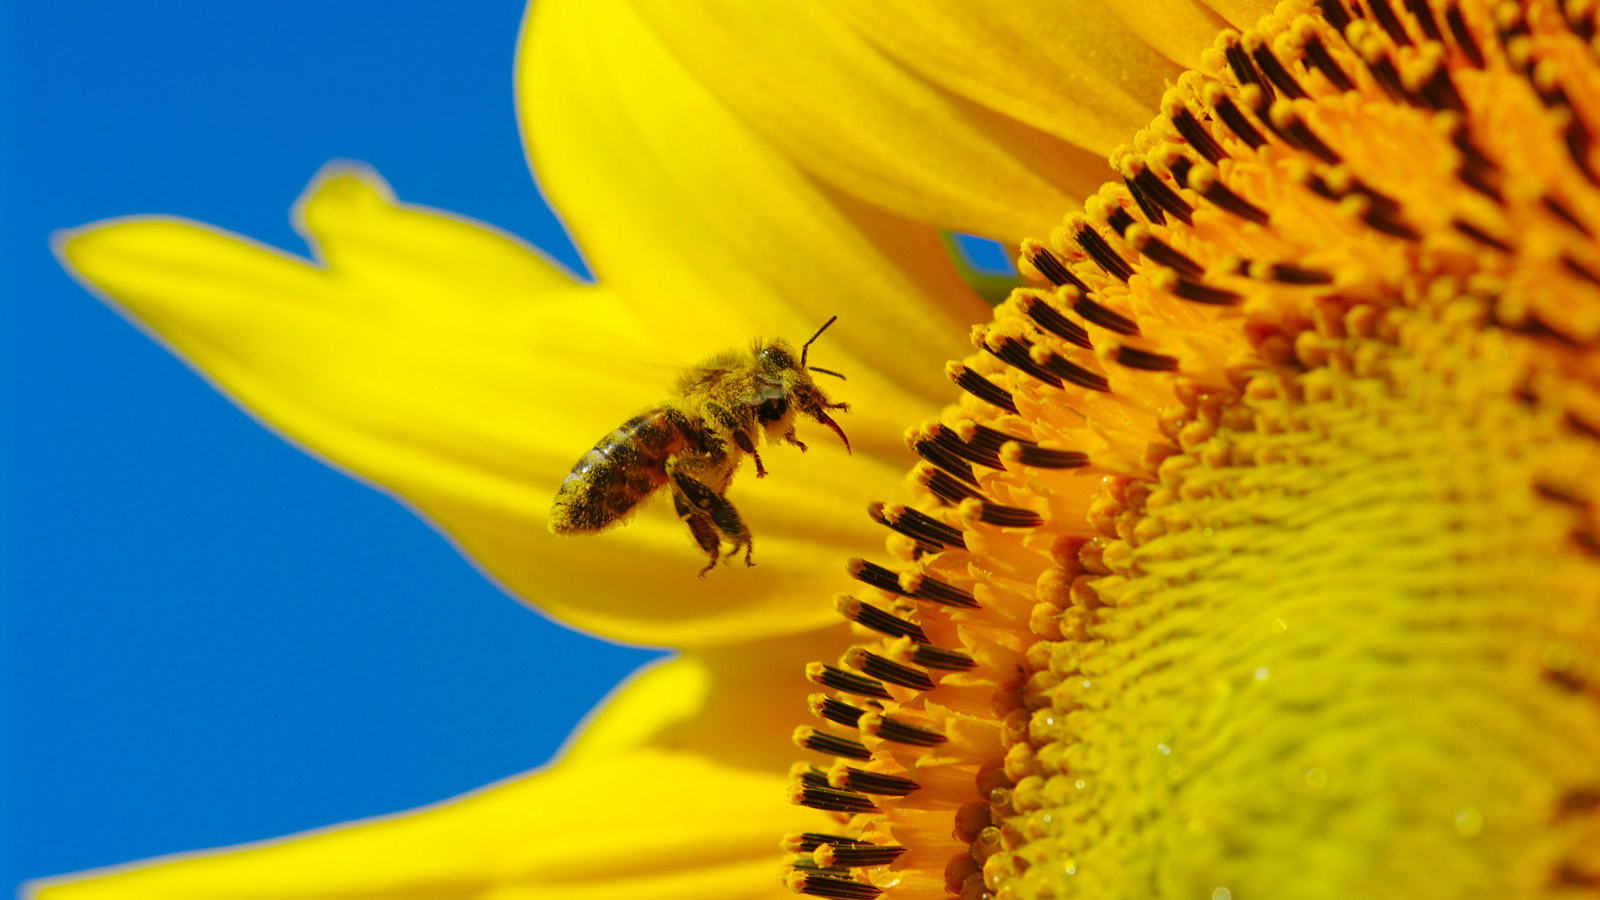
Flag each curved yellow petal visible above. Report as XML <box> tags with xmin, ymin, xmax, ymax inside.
<box><xmin>1201</xmin><ymin>0</ymin><xmax>1278</xmax><ymax>29</ymax></box>
<box><xmin>572</xmin><ymin>624</ymin><xmax>857</xmax><ymax>770</ymax></box>
<box><xmin>54</xmin><ymin>166</ymin><xmax>907</xmax><ymax>648</ymax></box>
<box><xmin>1090</xmin><ymin>0</ymin><xmax>1234</xmax><ymax>70</ymax></box>
<box><xmin>818</xmin><ymin>0</ymin><xmax>1182</xmax><ymax>152</ymax></box>
<box><xmin>30</xmin><ymin>734</ymin><xmax>818</xmax><ymax>900</ymax></box>
<box><xmin>620</xmin><ymin>0</ymin><xmax>1105</xmax><ymax>243</ymax></box>
<box><xmin>525</xmin><ymin>0</ymin><xmax>1088</xmax><ymax>257</ymax></box>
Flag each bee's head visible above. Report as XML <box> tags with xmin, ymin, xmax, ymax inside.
<box><xmin>752</xmin><ymin>317</ymin><xmax>850</xmax><ymax>452</ymax></box>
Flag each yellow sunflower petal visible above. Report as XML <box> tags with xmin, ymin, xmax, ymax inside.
<box><xmin>54</xmin><ymin>166</ymin><xmax>902</xmax><ymax>648</ymax></box>
<box><xmin>526</xmin><ymin>0</ymin><xmax>1094</xmax><ymax>252</ymax></box>
<box><xmin>29</xmin><ymin>710</ymin><xmax>820</xmax><ymax>900</ymax></box>
<box><xmin>1093</xmin><ymin>0</ymin><xmax>1235</xmax><ymax>70</ymax></box>
<box><xmin>817</xmin><ymin>0</ymin><xmax>1181</xmax><ymax>153</ymax></box>
<box><xmin>572</xmin><ymin>624</ymin><xmax>858</xmax><ymax>770</ymax></box>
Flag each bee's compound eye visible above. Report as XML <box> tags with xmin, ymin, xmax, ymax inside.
<box><xmin>759</xmin><ymin>346</ymin><xmax>796</xmax><ymax>370</ymax></box>
<box><xmin>757</xmin><ymin>396</ymin><xmax>789</xmax><ymax>423</ymax></box>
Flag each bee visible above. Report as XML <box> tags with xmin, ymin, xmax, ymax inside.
<box><xmin>549</xmin><ymin>317</ymin><xmax>851</xmax><ymax>575</ymax></box>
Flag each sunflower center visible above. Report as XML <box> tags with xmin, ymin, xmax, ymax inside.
<box><xmin>785</xmin><ymin>0</ymin><xmax>1600</xmax><ymax>897</ymax></box>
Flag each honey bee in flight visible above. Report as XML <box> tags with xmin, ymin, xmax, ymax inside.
<box><xmin>549</xmin><ymin>317</ymin><xmax>851</xmax><ymax>575</ymax></box>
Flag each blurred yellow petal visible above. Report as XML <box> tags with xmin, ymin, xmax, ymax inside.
<box><xmin>55</xmin><ymin>166</ymin><xmax>900</xmax><ymax>648</ymax></box>
<box><xmin>31</xmin><ymin>689</ymin><xmax>823</xmax><ymax>900</ymax></box>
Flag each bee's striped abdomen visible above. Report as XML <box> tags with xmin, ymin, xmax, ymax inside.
<box><xmin>549</xmin><ymin>406</ymin><xmax>688</xmax><ymax>533</ymax></box>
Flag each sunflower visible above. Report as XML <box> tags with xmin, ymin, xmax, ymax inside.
<box><xmin>35</xmin><ymin>0</ymin><xmax>1600</xmax><ymax>898</ymax></box>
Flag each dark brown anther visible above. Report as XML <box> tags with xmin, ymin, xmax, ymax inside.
<box><xmin>1124</xmin><ymin>174</ymin><xmax>1168</xmax><ymax>225</ymax></box>
<box><xmin>1170</xmin><ymin>107</ymin><xmax>1229</xmax><ymax>164</ymax></box>
<box><xmin>974</xmin><ymin>501</ymin><xmax>1046</xmax><ymax>528</ymax></box>
<box><xmin>1251</xmin><ymin>43</ymin><xmax>1309</xmax><ymax>99</ymax></box>
<box><xmin>809</xmin><ymin>693</ymin><xmax>868</xmax><ymax>728</ymax></box>
<box><xmin>1017</xmin><ymin>294</ymin><xmax>1093</xmax><ymax>348</ymax></box>
<box><xmin>911</xmin><ymin>433</ymin><xmax>978</xmax><ymax>485</ymax></box>
<box><xmin>1514</xmin><ymin>313</ymin><xmax>1585</xmax><ymax>349</ymax></box>
<box><xmin>836</xmin><ymin>595</ymin><xmax>932</xmax><ymax>643</ymax></box>
<box><xmin>981</xmin><ymin>335</ymin><xmax>1057</xmax><ymax>388</ymax></box>
<box><xmin>1105</xmin><ymin>205</ymin><xmax>1137</xmax><ymax>237</ymax></box>
<box><xmin>1075</xmin><ymin>224</ymin><xmax>1136</xmax><ymax>282</ymax></box>
<box><xmin>1225</xmin><ymin>40</ymin><xmax>1272</xmax><ymax>104</ymax></box>
<box><xmin>1318</xmin><ymin>0</ymin><xmax>1354</xmax><ymax>33</ymax></box>
<box><xmin>848</xmin><ymin>558</ymin><xmax>913</xmax><ymax>600</ymax></box>
<box><xmin>794</xmin><ymin>726</ymin><xmax>874</xmax><ymax>761</ymax></box>
<box><xmin>1567</xmin><ymin>118</ymin><xmax>1600</xmax><ymax>186</ymax></box>
<box><xmin>1171</xmin><ymin>277</ymin><xmax>1244</xmax><ymax>305</ymax></box>
<box><xmin>786</xmin><ymin>832</ymin><xmax>860</xmax><ymax>853</ymax></box>
<box><xmin>1543</xmin><ymin>195</ymin><xmax>1593</xmax><ymax>237</ymax></box>
<box><xmin>1074</xmin><ymin>294</ymin><xmax>1142</xmax><ymax>335</ymax></box>
<box><xmin>808</xmin><ymin>659</ymin><xmax>894</xmax><ymax>700</ymax></box>
<box><xmin>1533</xmin><ymin>481</ymin><xmax>1590</xmax><ymax>508</ymax></box>
<box><xmin>1457</xmin><ymin>161</ymin><xmax>1502</xmax><ymax>202</ymax></box>
<box><xmin>909</xmin><ymin>571</ymin><xmax>981</xmax><ymax>608</ymax></box>
<box><xmin>833</xmin><ymin>766</ymin><xmax>921</xmax><ymax>796</ymax></box>
<box><xmin>930</xmin><ymin>423</ymin><xmax>1005</xmax><ymax>469</ymax></box>
<box><xmin>1011</xmin><ymin>443</ymin><xmax>1090</xmax><ymax>469</ymax></box>
<box><xmin>1132</xmin><ymin>165</ymin><xmax>1194</xmax><ymax>225</ymax></box>
<box><xmin>1572</xmin><ymin>7</ymin><xmax>1599</xmax><ymax>42</ymax></box>
<box><xmin>920</xmin><ymin>466</ymin><xmax>985</xmax><ymax>505</ymax></box>
<box><xmin>910</xmin><ymin>643</ymin><xmax>978</xmax><ymax>671</ymax></box>
<box><xmin>1419</xmin><ymin>65</ymin><xmax>1466</xmax><ymax>112</ymax></box>
<box><xmin>1190</xmin><ymin>170</ymin><xmax>1272</xmax><ymax>224</ymax></box>
<box><xmin>946</xmin><ymin>362</ymin><xmax>1017</xmax><ymax>414</ymax></box>
<box><xmin>1213</xmin><ymin>94</ymin><xmax>1268</xmax><ymax>149</ymax></box>
<box><xmin>1495</xmin><ymin>4</ymin><xmax>1529</xmax><ymax>46</ymax></box>
<box><xmin>1114</xmin><ymin>346</ymin><xmax>1182</xmax><ymax>371</ymax></box>
<box><xmin>1276</xmin><ymin>108</ymin><xmax>1341</xmax><ymax>163</ymax></box>
<box><xmin>1302</xmin><ymin>171</ymin><xmax>1341</xmax><ymax>203</ymax></box>
<box><xmin>1562</xmin><ymin>256</ymin><xmax>1600</xmax><ymax>288</ymax></box>
<box><xmin>1129</xmin><ymin>231</ymin><xmax>1204</xmax><ymax>277</ymax></box>
<box><xmin>861</xmin><ymin>713</ymin><xmax>948</xmax><ymax>746</ymax></box>
<box><xmin>1041</xmin><ymin>351</ymin><xmax>1112</xmax><ymax>392</ymax></box>
<box><xmin>1361</xmin><ymin>203</ymin><xmax>1423</xmax><ymax>241</ymax></box>
<box><xmin>819</xmin><ymin>842</ymin><xmax>908</xmax><ymax>868</ymax></box>
<box><xmin>1368</xmin><ymin>0</ymin><xmax>1414</xmax><ymax>45</ymax></box>
<box><xmin>959</xmin><ymin>422</ymin><xmax>1025</xmax><ymax>454</ymax></box>
<box><xmin>1555</xmin><ymin>789</ymin><xmax>1600</xmax><ymax>819</ymax></box>
<box><xmin>795</xmin><ymin>764</ymin><xmax>831</xmax><ymax>789</ymax></box>
<box><xmin>788</xmin><ymin>871</ymin><xmax>882</xmax><ymax>900</ymax></box>
<box><xmin>1025</xmin><ymin>244</ymin><xmax>1092</xmax><ymax>292</ymax></box>
<box><xmin>1445</xmin><ymin>3</ymin><xmax>1485</xmax><ymax>67</ymax></box>
<box><xmin>1265</xmin><ymin>262</ymin><xmax>1334</xmax><ymax>285</ymax></box>
<box><xmin>873</xmin><ymin>500</ymin><xmax>969</xmax><ymax>549</ymax></box>
<box><xmin>791</xmin><ymin>783</ymin><xmax>878</xmax><ymax>814</ymax></box>
<box><xmin>1302</xmin><ymin>37</ymin><xmax>1357</xmax><ymax>91</ymax></box>
<box><xmin>1452</xmin><ymin>219</ymin><xmax>1514</xmax><ymax>252</ymax></box>
<box><xmin>1567</xmin><ymin>411</ymin><xmax>1600</xmax><ymax>441</ymax></box>
<box><xmin>846</xmin><ymin>648</ymin><xmax>936</xmax><ymax>691</ymax></box>
<box><xmin>1364</xmin><ymin>52</ymin><xmax>1420</xmax><ymax>106</ymax></box>
<box><xmin>1402</xmin><ymin>0</ymin><xmax>1442</xmax><ymax>40</ymax></box>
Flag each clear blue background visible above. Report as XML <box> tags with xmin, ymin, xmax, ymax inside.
<box><xmin>1</xmin><ymin>2</ymin><xmax>665</xmax><ymax>894</ymax></box>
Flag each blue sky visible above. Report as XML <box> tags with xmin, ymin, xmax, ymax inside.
<box><xmin>1</xmin><ymin>2</ymin><xmax>662</xmax><ymax>892</ymax></box>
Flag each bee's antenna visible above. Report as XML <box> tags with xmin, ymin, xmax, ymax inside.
<box><xmin>800</xmin><ymin>315</ymin><xmax>838</xmax><ymax>368</ymax></box>
<box><xmin>808</xmin><ymin>365</ymin><xmax>846</xmax><ymax>380</ymax></box>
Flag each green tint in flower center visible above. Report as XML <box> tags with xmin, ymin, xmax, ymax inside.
<box><xmin>784</xmin><ymin>0</ymin><xmax>1600</xmax><ymax>897</ymax></box>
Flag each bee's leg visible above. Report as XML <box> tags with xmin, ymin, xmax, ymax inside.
<box><xmin>730</xmin><ymin>428</ymin><xmax>766</xmax><ymax>477</ymax></box>
<box><xmin>782</xmin><ymin>429</ymin><xmax>808</xmax><ymax>454</ymax></box>
<box><xmin>672</xmin><ymin>490</ymin><xmax>721</xmax><ymax>575</ymax></box>
<box><xmin>667</xmin><ymin>460</ymin><xmax>753</xmax><ymax>574</ymax></box>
